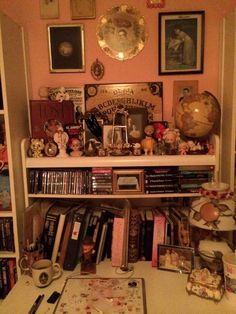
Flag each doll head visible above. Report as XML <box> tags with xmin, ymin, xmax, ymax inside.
<box><xmin>70</xmin><ymin>138</ymin><xmax>81</xmax><ymax>152</ymax></box>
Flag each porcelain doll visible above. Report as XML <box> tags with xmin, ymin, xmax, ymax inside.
<box><xmin>163</xmin><ymin>128</ymin><xmax>180</xmax><ymax>154</ymax></box>
<box><xmin>69</xmin><ymin>137</ymin><xmax>83</xmax><ymax>157</ymax></box>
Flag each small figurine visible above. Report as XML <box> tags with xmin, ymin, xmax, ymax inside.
<box><xmin>53</xmin><ymin>126</ymin><xmax>69</xmax><ymax>157</ymax></box>
<box><xmin>69</xmin><ymin>137</ymin><xmax>83</xmax><ymax>157</ymax></box>
<box><xmin>178</xmin><ymin>141</ymin><xmax>189</xmax><ymax>155</ymax></box>
<box><xmin>30</xmin><ymin>138</ymin><xmax>45</xmax><ymax>158</ymax></box>
<box><xmin>141</xmin><ymin>125</ymin><xmax>156</xmax><ymax>155</ymax></box>
<box><xmin>80</xmin><ymin>236</ymin><xmax>96</xmax><ymax>275</ymax></box>
<box><xmin>163</xmin><ymin>128</ymin><xmax>180</xmax><ymax>155</ymax></box>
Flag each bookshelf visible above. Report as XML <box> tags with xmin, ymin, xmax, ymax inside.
<box><xmin>0</xmin><ymin>10</ymin><xmax>30</xmax><ymax>298</ymax></box>
<box><xmin>21</xmin><ymin>134</ymin><xmax>219</xmax><ymax>206</ymax></box>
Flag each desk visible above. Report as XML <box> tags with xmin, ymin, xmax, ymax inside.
<box><xmin>0</xmin><ymin>261</ymin><xmax>235</xmax><ymax>314</ymax></box>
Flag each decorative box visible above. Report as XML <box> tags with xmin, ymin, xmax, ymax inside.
<box><xmin>186</xmin><ymin>268</ymin><xmax>224</xmax><ymax>301</ymax></box>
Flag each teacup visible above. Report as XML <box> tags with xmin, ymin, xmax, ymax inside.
<box><xmin>223</xmin><ymin>251</ymin><xmax>236</xmax><ymax>302</ymax></box>
<box><xmin>31</xmin><ymin>259</ymin><xmax>62</xmax><ymax>288</ymax></box>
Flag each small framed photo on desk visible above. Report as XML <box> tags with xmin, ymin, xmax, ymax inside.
<box><xmin>158</xmin><ymin>244</ymin><xmax>194</xmax><ymax>274</ymax></box>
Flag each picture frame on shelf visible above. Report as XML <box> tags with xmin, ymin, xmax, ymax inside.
<box><xmin>158</xmin><ymin>244</ymin><xmax>194</xmax><ymax>274</ymax></box>
<box><xmin>40</xmin><ymin>0</ymin><xmax>59</xmax><ymax>19</ymax></box>
<box><xmin>127</xmin><ymin>108</ymin><xmax>148</xmax><ymax>144</ymax></box>
<box><xmin>159</xmin><ymin>11</ymin><xmax>205</xmax><ymax>75</ymax></box>
<box><xmin>70</xmin><ymin>0</ymin><xmax>96</xmax><ymax>19</ymax></box>
<box><xmin>102</xmin><ymin>125</ymin><xmax>113</xmax><ymax>148</ymax></box>
<box><xmin>113</xmin><ymin>169</ymin><xmax>144</xmax><ymax>195</ymax></box>
<box><xmin>47</xmin><ymin>24</ymin><xmax>85</xmax><ymax>73</ymax></box>
<box><xmin>172</xmin><ymin>80</ymin><xmax>199</xmax><ymax>115</ymax></box>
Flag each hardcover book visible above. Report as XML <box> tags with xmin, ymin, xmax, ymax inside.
<box><xmin>30</xmin><ymin>100</ymin><xmax>74</xmax><ymax>139</ymax></box>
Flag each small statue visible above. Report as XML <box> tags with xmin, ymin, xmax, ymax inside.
<box><xmin>141</xmin><ymin>125</ymin><xmax>156</xmax><ymax>155</ymax></box>
<box><xmin>80</xmin><ymin>236</ymin><xmax>96</xmax><ymax>275</ymax></box>
<box><xmin>30</xmin><ymin>138</ymin><xmax>45</xmax><ymax>158</ymax></box>
<box><xmin>53</xmin><ymin>126</ymin><xmax>69</xmax><ymax>157</ymax></box>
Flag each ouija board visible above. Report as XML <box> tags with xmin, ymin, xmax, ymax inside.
<box><xmin>84</xmin><ymin>82</ymin><xmax>163</xmax><ymax>123</ymax></box>
<box><xmin>54</xmin><ymin>277</ymin><xmax>147</xmax><ymax>313</ymax></box>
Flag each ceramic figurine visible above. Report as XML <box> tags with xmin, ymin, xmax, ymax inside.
<box><xmin>30</xmin><ymin>138</ymin><xmax>45</xmax><ymax>158</ymax></box>
<box><xmin>141</xmin><ymin>125</ymin><xmax>156</xmax><ymax>155</ymax></box>
<box><xmin>80</xmin><ymin>236</ymin><xmax>96</xmax><ymax>275</ymax></box>
<box><xmin>53</xmin><ymin>126</ymin><xmax>69</xmax><ymax>157</ymax></box>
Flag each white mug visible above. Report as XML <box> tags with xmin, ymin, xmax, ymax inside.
<box><xmin>31</xmin><ymin>259</ymin><xmax>62</xmax><ymax>288</ymax></box>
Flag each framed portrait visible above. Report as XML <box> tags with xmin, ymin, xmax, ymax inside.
<box><xmin>172</xmin><ymin>80</ymin><xmax>198</xmax><ymax>115</ymax></box>
<box><xmin>102</xmin><ymin>125</ymin><xmax>113</xmax><ymax>148</ymax></box>
<box><xmin>40</xmin><ymin>0</ymin><xmax>59</xmax><ymax>19</ymax></box>
<box><xmin>159</xmin><ymin>11</ymin><xmax>205</xmax><ymax>75</ymax></box>
<box><xmin>127</xmin><ymin>108</ymin><xmax>148</xmax><ymax>144</ymax></box>
<box><xmin>158</xmin><ymin>244</ymin><xmax>194</xmax><ymax>274</ymax></box>
<box><xmin>47</xmin><ymin>24</ymin><xmax>85</xmax><ymax>73</ymax></box>
<box><xmin>113</xmin><ymin>169</ymin><xmax>144</xmax><ymax>195</ymax></box>
<box><xmin>71</xmin><ymin>0</ymin><xmax>96</xmax><ymax>19</ymax></box>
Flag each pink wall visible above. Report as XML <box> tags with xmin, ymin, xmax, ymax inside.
<box><xmin>0</xmin><ymin>0</ymin><xmax>236</xmax><ymax>122</ymax></box>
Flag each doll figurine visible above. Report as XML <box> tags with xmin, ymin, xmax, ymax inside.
<box><xmin>53</xmin><ymin>126</ymin><xmax>69</xmax><ymax>157</ymax></box>
<box><xmin>141</xmin><ymin>125</ymin><xmax>156</xmax><ymax>155</ymax></box>
<box><xmin>163</xmin><ymin>128</ymin><xmax>180</xmax><ymax>155</ymax></box>
<box><xmin>69</xmin><ymin>138</ymin><xmax>83</xmax><ymax>157</ymax></box>
<box><xmin>80</xmin><ymin>236</ymin><xmax>96</xmax><ymax>274</ymax></box>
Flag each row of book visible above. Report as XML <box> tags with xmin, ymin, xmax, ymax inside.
<box><xmin>0</xmin><ymin>217</ymin><xmax>15</xmax><ymax>252</ymax></box>
<box><xmin>39</xmin><ymin>200</ymin><xmax>126</xmax><ymax>270</ymax></box>
<box><xmin>28</xmin><ymin>199</ymin><xmax>194</xmax><ymax>272</ymax></box>
<box><xmin>28</xmin><ymin>166</ymin><xmax>214</xmax><ymax>195</ymax></box>
<box><xmin>0</xmin><ymin>258</ymin><xmax>17</xmax><ymax>299</ymax></box>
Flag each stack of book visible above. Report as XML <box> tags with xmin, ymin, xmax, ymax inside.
<box><xmin>0</xmin><ymin>218</ymin><xmax>14</xmax><ymax>251</ymax></box>
<box><xmin>144</xmin><ymin>167</ymin><xmax>179</xmax><ymax>194</ymax></box>
<box><xmin>91</xmin><ymin>168</ymin><xmax>113</xmax><ymax>194</ymax></box>
<box><xmin>0</xmin><ymin>258</ymin><xmax>17</xmax><ymax>299</ymax></box>
<box><xmin>178</xmin><ymin>166</ymin><xmax>214</xmax><ymax>193</ymax></box>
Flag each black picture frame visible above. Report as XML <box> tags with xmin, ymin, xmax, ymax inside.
<box><xmin>158</xmin><ymin>11</ymin><xmax>205</xmax><ymax>75</ymax></box>
<box><xmin>47</xmin><ymin>24</ymin><xmax>85</xmax><ymax>73</ymax></box>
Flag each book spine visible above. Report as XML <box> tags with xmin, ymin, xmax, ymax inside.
<box><xmin>151</xmin><ymin>213</ymin><xmax>166</xmax><ymax>267</ymax></box>
<box><xmin>111</xmin><ymin>217</ymin><xmax>125</xmax><ymax>267</ymax></box>
<box><xmin>128</xmin><ymin>210</ymin><xmax>140</xmax><ymax>263</ymax></box>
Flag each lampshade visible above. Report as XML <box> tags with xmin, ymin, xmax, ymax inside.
<box><xmin>189</xmin><ymin>182</ymin><xmax>235</xmax><ymax>231</ymax></box>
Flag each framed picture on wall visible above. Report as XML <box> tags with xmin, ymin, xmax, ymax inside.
<box><xmin>70</xmin><ymin>0</ymin><xmax>96</xmax><ymax>19</ymax></box>
<box><xmin>40</xmin><ymin>0</ymin><xmax>59</xmax><ymax>19</ymax></box>
<box><xmin>159</xmin><ymin>11</ymin><xmax>205</xmax><ymax>75</ymax></box>
<box><xmin>47</xmin><ymin>24</ymin><xmax>85</xmax><ymax>73</ymax></box>
<box><xmin>172</xmin><ymin>80</ymin><xmax>199</xmax><ymax>115</ymax></box>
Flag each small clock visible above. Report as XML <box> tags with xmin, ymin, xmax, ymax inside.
<box><xmin>44</xmin><ymin>141</ymin><xmax>58</xmax><ymax>157</ymax></box>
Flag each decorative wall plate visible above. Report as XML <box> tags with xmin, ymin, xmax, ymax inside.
<box><xmin>96</xmin><ymin>4</ymin><xmax>147</xmax><ymax>61</ymax></box>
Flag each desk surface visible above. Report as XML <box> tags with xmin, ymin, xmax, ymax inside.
<box><xmin>0</xmin><ymin>261</ymin><xmax>235</xmax><ymax>314</ymax></box>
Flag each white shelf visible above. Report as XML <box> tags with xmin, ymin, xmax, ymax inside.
<box><xmin>27</xmin><ymin>192</ymin><xmax>200</xmax><ymax>199</ymax></box>
<box><xmin>24</xmin><ymin>154</ymin><xmax>217</xmax><ymax>169</ymax></box>
<box><xmin>0</xmin><ymin>210</ymin><xmax>13</xmax><ymax>217</ymax></box>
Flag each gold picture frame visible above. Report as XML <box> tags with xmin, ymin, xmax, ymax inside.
<box><xmin>113</xmin><ymin>169</ymin><xmax>144</xmax><ymax>195</ymax></box>
<box><xmin>40</xmin><ymin>0</ymin><xmax>59</xmax><ymax>19</ymax></box>
<box><xmin>71</xmin><ymin>0</ymin><xmax>96</xmax><ymax>19</ymax></box>
<box><xmin>47</xmin><ymin>24</ymin><xmax>85</xmax><ymax>73</ymax></box>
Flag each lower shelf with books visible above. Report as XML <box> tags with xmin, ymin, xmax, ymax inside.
<box><xmin>23</xmin><ymin>197</ymin><xmax>207</xmax><ymax>274</ymax></box>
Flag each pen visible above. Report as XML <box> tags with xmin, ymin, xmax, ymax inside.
<box><xmin>28</xmin><ymin>294</ymin><xmax>44</xmax><ymax>314</ymax></box>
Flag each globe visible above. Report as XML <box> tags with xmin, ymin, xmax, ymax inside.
<box><xmin>174</xmin><ymin>91</ymin><xmax>221</xmax><ymax>138</ymax></box>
